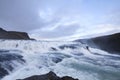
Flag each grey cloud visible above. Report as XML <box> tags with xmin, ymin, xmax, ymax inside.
<box><xmin>31</xmin><ymin>24</ymin><xmax>80</xmax><ymax>38</ymax></box>
<box><xmin>0</xmin><ymin>0</ymin><xmax>81</xmax><ymax>32</ymax></box>
<box><xmin>0</xmin><ymin>0</ymin><xmax>120</xmax><ymax>40</ymax></box>
<box><xmin>0</xmin><ymin>0</ymin><xmax>44</xmax><ymax>31</ymax></box>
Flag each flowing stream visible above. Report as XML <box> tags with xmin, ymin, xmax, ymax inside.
<box><xmin>0</xmin><ymin>40</ymin><xmax>120</xmax><ymax>80</ymax></box>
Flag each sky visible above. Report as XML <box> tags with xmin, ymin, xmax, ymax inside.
<box><xmin>0</xmin><ymin>0</ymin><xmax>120</xmax><ymax>40</ymax></box>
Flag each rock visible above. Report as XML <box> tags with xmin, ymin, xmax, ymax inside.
<box><xmin>75</xmin><ymin>33</ymin><xmax>120</xmax><ymax>54</ymax></box>
<box><xmin>0</xmin><ymin>28</ymin><xmax>6</xmax><ymax>32</ymax></box>
<box><xmin>51</xmin><ymin>57</ymin><xmax>62</xmax><ymax>63</ymax></box>
<box><xmin>59</xmin><ymin>44</ymin><xmax>77</xmax><ymax>50</ymax></box>
<box><xmin>17</xmin><ymin>71</ymin><xmax>78</xmax><ymax>80</ymax></box>
<box><xmin>0</xmin><ymin>27</ymin><xmax>31</xmax><ymax>40</ymax></box>
<box><xmin>62</xmin><ymin>76</ymin><xmax>78</xmax><ymax>80</ymax></box>
<box><xmin>0</xmin><ymin>64</ymin><xmax>8</xmax><ymax>79</ymax></box>
<box><xmin>50</xmin><ymin>47</ymin><xmax>58</xmax><ymax>51</ymax></box>
<box><xmin>0</xmin><ymin>51</ymin><xmax>25</xmax><ymax>78</ymax></box>
<box><xmin>7</xmin><ymin>31</ymin><xmax>30</xmax><ymax>39</ymax></box>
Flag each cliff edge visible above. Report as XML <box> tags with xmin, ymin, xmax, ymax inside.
<box><xmin>0</xmin><ymin>28</ymin><xmax>31</xmax><ymax>40</ymax></box>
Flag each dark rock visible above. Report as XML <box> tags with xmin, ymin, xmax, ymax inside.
<box><xmin>0</xmin><ymin>28</ymin><xmax>6</xmax><ymax>32</ymax></box>
<box><xmin>59</xmin><ymin>44</ymin><xmax>77</xmax><ymax>50</ymax></box>
<box><xmin>0</xmin><ymin>27</ymin><xmax>31</xmax><ymax>40</ymax></box>
<box><xmin>17</xmin><ymin>71</ymin><xmax>78</xmax><ymax>80</ymax></box>
<box><xmin>0</xmin><ymin>52</ymin><xmax>25</xmax><ymax>78</ymax></box>
<box><xmin>0</xmin><ymin>50</ymin><xmax>9</xmax><ymax>53</ymax></box>
<box><xmin>50</xmin><ymin>47</ymin><xmax>58</xmax><ymax>51</ymax></box>
<box><xmin>51</xmin><ymin>57</ymin><xmax>62</xmax><ymax>63</ymax></box>
<box><xmin>75</xmin><ymin>33</ymin><xmax>120</xmax><ymax>54</ymax></box>
<box><xmin>0</xmin><ymin>53</ymin><xmax>25</xmax><ymax>62</ymax></box>
<box><xmin>62</xmin><ymin>76</ymin><xmax>78</xmax><ymax>80</ymax></box>
<box><xmin>7</xmin><ymin>31</ymin><xmax>30</xmax><ymax>39</ymax></box>
<box><xmin>0</xmin><ymin>64</ymin><xmax>8</xmax><ymax>79</ymax></box>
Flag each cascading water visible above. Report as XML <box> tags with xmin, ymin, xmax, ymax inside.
<box><xmin>0</xmin><ymin>40</ymin><xmax>120</xmax><ymax>80</ymax></box>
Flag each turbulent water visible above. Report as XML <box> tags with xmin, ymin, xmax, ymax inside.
<box><xmin>0</xmin><ymin>40</ymin><xmax>120</xmax><ymax>80</ymax></box>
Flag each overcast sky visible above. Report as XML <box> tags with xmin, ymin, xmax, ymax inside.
<box><xmin>0</xmin><ymin>0</ymin><xmax>120</xmax><ymax>40</ymax></box>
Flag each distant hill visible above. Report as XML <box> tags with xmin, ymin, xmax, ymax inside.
<box><xmin>75</xmin><ymin>33</ymin><xmax>120</xmax><ymax>54</ymax></box>
<box><xmin>0</xmin><ymin>28</ymin><xmax>31</xmax><ymax>40</ymax></box>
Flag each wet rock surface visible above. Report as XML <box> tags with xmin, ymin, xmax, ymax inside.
<box><xmin>0</xmin><ymin>64</ymin><xmax>8</xmax><ymax>79</ymax></box>
<box><xmin>17</xmin><ymin>71</ymin><xmax>78</xmax><ymax>80</ymax></box>
<box><xmin>59</xmin><ymin>44</ymin><xmax>78</xmax><ymax>50</ymax></box>
<box><xmin>0</xmin><ymin>50</ymin><xmax>25</xmax><ymax>78</ymax></box>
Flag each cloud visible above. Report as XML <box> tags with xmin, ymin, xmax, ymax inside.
<box><xmin>0</xmin><ymin>0</ymin><xmax>120</xmax><ymax>40</ymax></box>
<box><xmin>39</xmin><ymin>8</ymin><xmax>55</xmax><ymax>22</ymax></box>
<box><xmin>30</xmin><ymin>21</ymin><xmax>80</xmax><ymax>39</ymax></box>
<box><xmin>72</xmin><ymin>24</ymin><xmax>120</xmax><ymax>39</ymax></box>
<box><xmin>29</xmin><ymin>9</ymin><xmax>120</xmax><ymax>40</ymax></box>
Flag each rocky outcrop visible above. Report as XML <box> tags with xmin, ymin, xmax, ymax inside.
<box><xmin>0</xmin><ymin>50</ymin><xmax>25</xmax><ymax>79</ymax></box>
<box><xmin>0</xmin><ymin>64</ymin><xmax>8</xmax><ymax>79</ymax></box>
<box><xmin>17</xmin><ymin>71</ymin><xmax>78</xmax><ymax>80</ymax></box>
<box><xmin>0</xmin><ymin>28</ymin><xmax>31</xmax><ymax>40</ymax></box>
<box><xmin>75</xmin><ymin>33</ymin><xmax>120</xmax><ymax>54</ymax></box>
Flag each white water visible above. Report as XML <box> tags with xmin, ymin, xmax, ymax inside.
<box><xmin>0</xmin><ymin>40</ymin><xmax>120</xmax><ymax>80</ymax></box>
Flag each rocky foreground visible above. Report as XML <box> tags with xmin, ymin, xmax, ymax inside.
<box><xmin>17</xmin><ymin>71</ymin><xmax>78</xmax><ymax>80</ymax></box>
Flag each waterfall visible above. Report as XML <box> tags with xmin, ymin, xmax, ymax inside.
<box><xmin>0</xmin><ymin>40</ymin><xmax>120</xmax><ymax>80</ymax></box>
